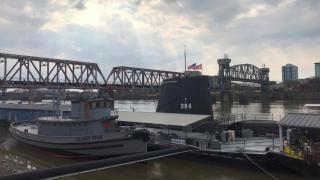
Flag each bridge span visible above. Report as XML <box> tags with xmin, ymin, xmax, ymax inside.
<box><xmin>106</xmin><ymin>66</ymin><xmax>184</xmax><ymax>89</ymax></box>
<box><xmin>0</xmin><ymin>52</ymin><xmax>270</xmax><ymax>102</ymax></box>
<box><xmin>0</xmin><ymin>53</ymin><xmax>182</xmax><ymax>90</ymax></box>
<box><xmin>0</xmin><ymin>53</ymin><xmax>106</xmax><ymax>89</ymax></box>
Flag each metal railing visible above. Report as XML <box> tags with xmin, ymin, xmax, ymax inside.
<box><xmin>221</xmin><ymin>137</ymin><xmax>279</xmax><ymax>151</ymax></box>
<box><xmin>213</xmin><ymin>113</ymin><xmax>281</xmax><ymax>125</ymax></box>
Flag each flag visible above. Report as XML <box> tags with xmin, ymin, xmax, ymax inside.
<box><xmin>188</xmin><ymin>63</ymin><xmax>202</xmax><ymax>70</ymax></box>
<box><xmin>188</xmin><ymin>63</ymin><xmax>196</xmax><ymax>70</ymax></box>
<box><xmin>194</xmin><ymin>64</ymin><xmax>202</xmax><ymax>70</ymax></box>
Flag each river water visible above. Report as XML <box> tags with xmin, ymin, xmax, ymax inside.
<box><xmin>1</xmin><ymin>100</ymin><xmax>320</xmax><ymax>179</ymax></box>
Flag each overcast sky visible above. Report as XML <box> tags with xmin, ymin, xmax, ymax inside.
<box><xmin>0</xmin><ymin>0</ymin><xmax>319</xmax><ymax>81</ymax></box>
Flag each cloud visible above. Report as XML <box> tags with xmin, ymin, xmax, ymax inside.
<box><xmin>71</xmin><ymin>0</ymin><xmax>86</xmax><ymax>10</ymax></box>
<box><xmin>0</xmin><ymin>0</ymin><xmax>319</xmax><ymax>82</ymax></box>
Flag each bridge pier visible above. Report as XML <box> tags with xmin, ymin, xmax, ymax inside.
<box><xmin>0</xmin><ymin>89</ymin><xmax>6</xmax><ymax>100</ymax></box>
<box><xmin>27</xmin><ymin>88</ymin><xmax>36</xmax><ymax>103</ymax></box>
<box><xmin>260</xmin><ymin>67</ymin><xmax>270</xmax><ymax>102</ymax></box>
<box><xmin>261</xmin><ymin>82</ymin><xmax>270</xmax><ymax>102</ymax></box>
<box><xmin>1</xmin><ymin>89</ymin><xmax>6</xmax><ymax>96</ymax></box>
<box><xmin>218</xmin><ymin>55</ymin><xmax>232</xmax><ymax>106</ymax></box>
<box><xmin>238</xmin><ymin>93</ymin><xmax>249</xmax><ymax>105</ymax></box>
<box><xmin>220</xmin><ymin>92</ymin><xmax>233</xmax><ymax>106</ymax></box>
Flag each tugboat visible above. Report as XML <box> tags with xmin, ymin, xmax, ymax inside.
<box><xmin>9</xmin><ymin>96</ymin><xmax>149</xmax><ymax>157</ymax></box>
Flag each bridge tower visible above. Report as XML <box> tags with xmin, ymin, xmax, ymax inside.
<box><xmin>218</xmin><ymin>55</ymin><xmax>232</xmax><ymax>105</ymax></box>
<box><xmin>260</xmin><ymin>67</ymin><xmax>270</xmax><ymax>102</ymax></box>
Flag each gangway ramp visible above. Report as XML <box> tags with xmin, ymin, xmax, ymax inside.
<box><xmin>0</xmin><ymin>146</ymin><xmax>193</xmax><ymax>180</ymax></box>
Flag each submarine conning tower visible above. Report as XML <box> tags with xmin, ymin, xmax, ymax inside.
<box><xmin>156</xmin><ymin>72</ymin><xmax>213</xmax><ymax>115</ymax></box>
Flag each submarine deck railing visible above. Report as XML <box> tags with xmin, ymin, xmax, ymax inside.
<box><xmin>0</xmin><ymin>146</ymin><xmax>194</xmax><ymax>180</ymax></box>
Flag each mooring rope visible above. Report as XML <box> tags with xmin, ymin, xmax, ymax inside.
<box><xmin>0</xmin><ymin>146</ymin><xmax>193</xmax><ymax>180</ymax></box>
<box><xmin>239</xmin><ymin>148</ymin><xmax>279</xmax><ymax>180</ymax></box>
<box><xmin>154</xmin><ymin>137</ymin><xmax>279</xmax><ymax>180</ymax></box>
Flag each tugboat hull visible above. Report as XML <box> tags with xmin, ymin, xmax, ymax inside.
<box><xmin>10</xmin><ymin>121</ymin><xmax>148</xmax><ymax>157</ymax></box>
<box><xmin>11</xmin><ymin>133</ymin><xmax>147</xmax><ymax>157</ymax></box>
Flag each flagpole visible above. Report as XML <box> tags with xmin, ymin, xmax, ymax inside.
<box><xmin>184</xmin><ymin>45</ymin><xmax>187</xmax><ymax>72</ymax></box>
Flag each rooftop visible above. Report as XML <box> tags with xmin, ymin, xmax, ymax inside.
<box><xmin>0</xmin><ymin>103</ymin><xmax>71</xmax><ymax>112</ymax></box>
<box><xmin>118</xmin><ymin>111</ymin><xmax>210</xmax><ymax>127</ymax></box>
<box><xmin>282</xmin><ymin>63</ymin><xmax>298</xmax><ymax>67</ymax></box>
<box><xmin>280</xmin><ymin>113</ymin><xmax>320</xmax><ymax>129</ymax></box>
<box><xmin>304</xmin><ymin>104</ymin><xmax>320</xmax><ymax>107</ymax></box>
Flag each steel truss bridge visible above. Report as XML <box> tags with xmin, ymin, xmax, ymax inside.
<box><xmin>217</xmin><ymin>56</ymin><xmax>270</xmax><ymax>103</ymax></box>
<box><xmin>0</xmin><ymin>53</ymin><xmax>183</xmax><ymax>90</ymax></box>
<box><xmin>0</xmin><ymin>53</ymin><xmax>270</xmax><ymax>101</ymax></box>
<box><xmin>0</xmin><ymin>53</ymin><xmax>107</xmax><ymax>89</ymax></box>
<box><xmin>106</xmin><ymin>66</ymin><xmax>184</xmax><ymax>88</ymax></box>
<box><xmin>230</xmin><ymin>64</ymin><xmax>269</xmax><ymax>83</ymax></box>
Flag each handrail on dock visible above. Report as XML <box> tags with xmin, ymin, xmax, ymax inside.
<box><xmin>214</xmin><ymin>112</ymin><xmax>281</xmax><ymax>123</ymax></box>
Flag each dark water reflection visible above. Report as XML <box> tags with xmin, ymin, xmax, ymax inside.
<box><xmin>1</xmin><ymin>100</ymin><xmax>319</xmax><ymax>179</ymax></box>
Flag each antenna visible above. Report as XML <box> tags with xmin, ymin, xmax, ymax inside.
<box><xmin>184</xmin><ymin>45</ymin><xmax>187</xmax><ymax>71</ymax></box>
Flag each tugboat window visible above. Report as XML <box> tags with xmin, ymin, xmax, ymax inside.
<box><xmin>106</xmin><ymin>101</ymin><xmax>111</xmax><ymax>108</ymax></box>
<box><xmin>96</xmin><ymin>102</ymin><xmax>101</xmax><ymax>108</ymax></box>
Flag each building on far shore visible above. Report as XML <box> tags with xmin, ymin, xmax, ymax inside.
<box><xmin>315</xmin><ymin>62</ymin><xmax>320</xmax><ymax>78</ymax></box>
<box><xmin>282</xmin><ymin>64</ymin><xmax>298</xmax><ymax>82</ymax></box>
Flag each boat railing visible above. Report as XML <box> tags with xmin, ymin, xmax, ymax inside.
<box><xmin>10</xmin><ymin>121</ymin><xmax>127</xmax><ymax>144</ymax></box>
